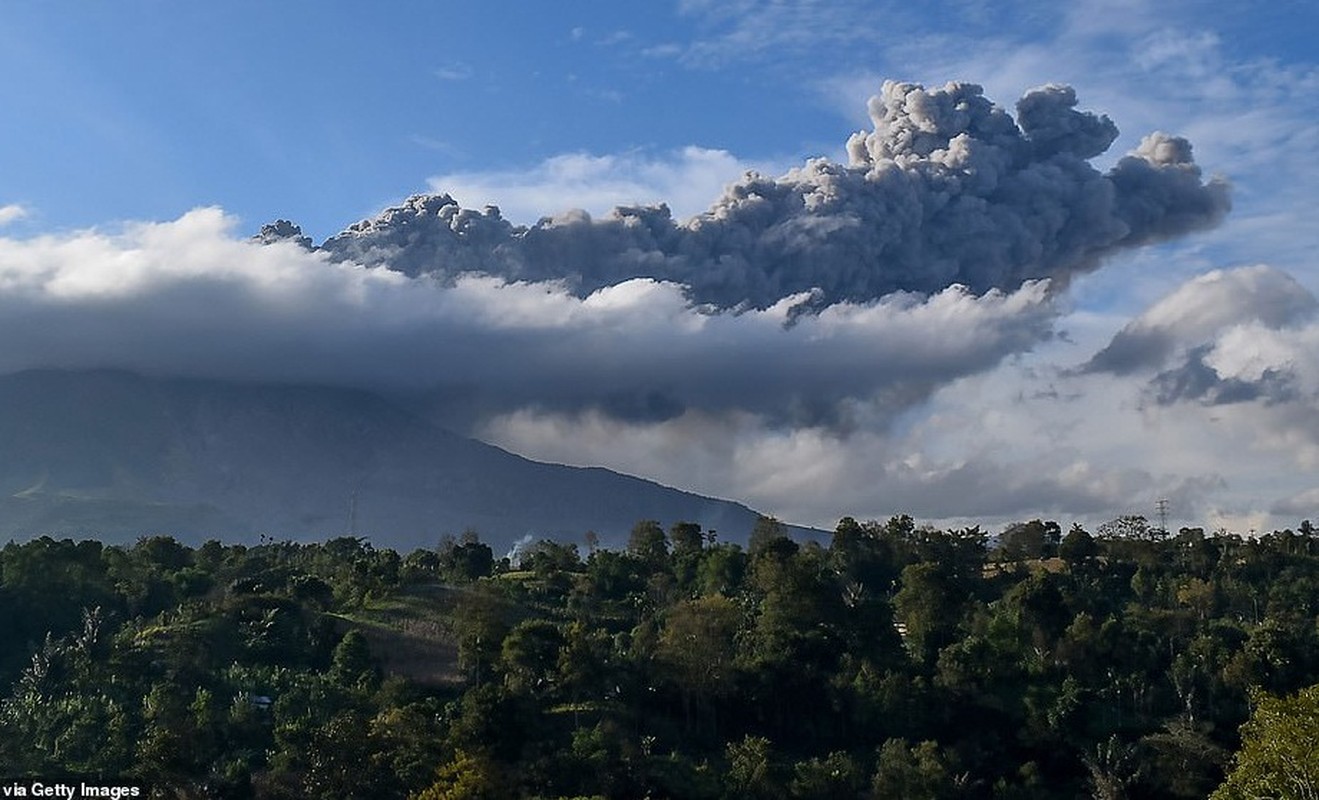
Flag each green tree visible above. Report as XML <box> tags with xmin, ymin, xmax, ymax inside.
<box><xmin>998</xmin><ymin>520</ymin><xmax>1061</xmax><ymax>561</ymax></box>
<box><xmin>871</xmin><ymin>738</ymin><xmax>965</xmax><ymax>800</ymax></box>
<box><xmin>367</xmin><ymin>700</ymin><xmax>448</xmax><ymax>795</ymax></box>
<box><xmin>670</xmin><ymin>521</ymin><xmax>705</xmax><ymax>556</ymax></box>
<box><xmin>414</xmin><ymin>748</ymin><xmax>511</xmax><ymax>800</ymax></box>
<box><xmin>1082</xmin><ymin>735</ymin><xmax>1139</xmax><ymax>800</ymax></box>
<box><xmin>1212</xmin><ymin>684</ymin><xmax>1319</xmax><ymax>800</ymax></box>
<box><xmin>556</xmin><ymin>619</ymin><xmax>612</xmax><ymax>710</ymax></box>
<box><xmin>830</xmin><ymin>516</ymin><xmax>902</xmax><ymax>600</ymax></box>
<box><xmin>300</xmin><ymin>708</ymin><xmax>385</xmax><ymax>799</ymax></box>
<box><xmin>628</xmin><ymin>519</ymin><xmax>669</xmax><ymax>566</ymax></box>
<box><xmin>670</xmin><ymin>521</ymin><xmax>706</xmax><ymax>593</ymax></box>
<box><xmin>500</xmin><ymin>619</ymin><xmax>564</xmax><ymax>694</ymax></box>
<box><xmin>789</xmin><ymin>750</ymin><xmax>865</xmax><ymax>799</ymax></box>
<box><xmin>893</xmin><ymin>562</ymin><xmax>967</xmax><ymax>666</ymax></box>
<box><xmin>1002</xmin><ymin>571</ymin><xmax>1071</xmax><ymax>654</ymax></box>
<box><xmin>695</xmin><ymin>544</ymin><xmax>746</xmax><ymax>597</ymax></box>
<box><xmin>443</xmin><ymin>538</ymin><xmax>496</xmax><ymax>582</ymax></box>
<box><xmin>1138</xmin><ymin>718</ymin><xmax>1228</xmax><ymax>799</ymax></box>
<box><xmin>747</xmin><ymin>515</ymin><xmax>789</xmax><ymax>557</ymax></box>
<box><xmin>135</xmin><ymin>682</ymin><xmax>210</xmax><ymax>786</ymax></box>
<box><xmin>658</xmin><ymin>594</ymin><xmax>741</xmax><ymax>731</ymax></box>
<box><xmin>453</xmin><ymin>588</ymin><xmax>510</xmax><ymax>688</ymax></box>
<box><xmin>329</xmin><ymin>629</ymin><xmax>378</xmax><ymax>689</ymax></box>
<box><xmin>724</xmin><ymin>735</ymin><xmax>778</xmax><ymax>800</ymax></box>
<box><xmin>1059</xmin><ymin>525</ymin><xmax>1100</xmax><ymax>565</ymax></box>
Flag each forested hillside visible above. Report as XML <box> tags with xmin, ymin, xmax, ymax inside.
<box><xmin>1</xmin><ymin>516</ymin><xmax>1317</xmax><ymax>798</ymax></box>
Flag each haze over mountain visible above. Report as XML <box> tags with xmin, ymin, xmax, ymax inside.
<box><xmin>0</xmin><ymin>369</ymin><xmax>786</xmax><ymax>551</ymax></box>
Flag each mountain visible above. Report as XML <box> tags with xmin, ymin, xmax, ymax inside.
<box><xmin>0</xmin><ymin>369</ymin><xmax>801</xmax><ymax>552</ymax></box>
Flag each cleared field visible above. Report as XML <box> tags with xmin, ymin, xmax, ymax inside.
<box><xmin>333</xmin><ymin>582</ymin><xmax>465</xmax><ymax>686</ymax></box>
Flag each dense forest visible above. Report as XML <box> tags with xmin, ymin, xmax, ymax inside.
<box><xmin>1</xmin><ymin>515</ymin><xmax>1317</xmax><ymax>798</ymax></box>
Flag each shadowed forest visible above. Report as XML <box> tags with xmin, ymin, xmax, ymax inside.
<box><xmin>1</xmin><ymin>515</ymin><xmax>1317</xmax><ymax>798</ymax></box>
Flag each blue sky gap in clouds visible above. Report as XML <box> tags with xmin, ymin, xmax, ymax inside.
<box><xmin>0</xmin><ymin>0</ymin><xmax>1315</xmax><ymax>534</ymax></box>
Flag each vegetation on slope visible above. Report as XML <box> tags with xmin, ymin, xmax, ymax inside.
<box><xmin>1</xmin><ymin>515</ymin><xmax>1317</xmax><ymax>798</ymax></box>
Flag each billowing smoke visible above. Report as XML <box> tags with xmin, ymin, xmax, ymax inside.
<box><xmin>313</xmin><ymin>81</ymin><xmax>1229</xmax><ymax>309</ymax></box>
<box><xmin>0</xmin><ymin>78</ymin><xmax>1230</xmax><ymax>445</ymax></box>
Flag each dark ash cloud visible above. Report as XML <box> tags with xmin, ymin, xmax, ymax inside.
<box><xmin>316</xmin><ymin>81</ymin><xmax>1229</xmax><ymax>309</ymax></box>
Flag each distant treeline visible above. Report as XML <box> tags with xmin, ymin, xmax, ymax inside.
<box><xmin>1</xmin><ymin>515</ymin><xmax>1317</xmax><ymax>798</ymax></box>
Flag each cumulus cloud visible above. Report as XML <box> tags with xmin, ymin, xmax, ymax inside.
<box><xmin>1042</xmin><ymin>264</ymin><xmax>1319</xmax><ymax>528</ymax></box>
<box><xmin>0</xmin><ymin>208</ymin><xmax>1055</xmax><ymax>433</ymax></box>
<box><xmin>322</xmin><ymin>81</ymin><xmax>1228</xmax><ymax>310</ymax></box>
<box><xmin>1150</xmin><ymin>346</ymin><xmax>1300</xmax><ymax>407</ymax></box>
<box><xmin>1085</xmin><ymin>265</ymin><xmax>1318</xmax><ymax>375</ymax></box>
<box><xmin>1085</xmin><ymin>266</ymin><xmax>1319</xmax><ymax>409</ymax></box>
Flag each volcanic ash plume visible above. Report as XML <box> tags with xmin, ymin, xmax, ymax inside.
<box><xmin>317</xmin><ymin>81</ymin><xmax>1230</xmax><ymax>309</ymax></box>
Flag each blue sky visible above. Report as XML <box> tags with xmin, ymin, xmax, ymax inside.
<box><xmin>9</xmin><ymin>0</ymin><xmax>1304</xmax><ymax>239</ymax></box>
<box><xmin>1</xmin><ymin>1</ymin><xmax>1317</xmax><ymax>534</ymax></box>
<box><xmin>0</xmin><ymin>1</ymin><xmax>846</xmax><ymax>237</ymax></box>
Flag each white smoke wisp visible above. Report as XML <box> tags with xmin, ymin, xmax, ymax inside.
<box><xmin>318</xmin><ymin>81</ymin><xmax>1229</xmax><ymax>309</ymax></box>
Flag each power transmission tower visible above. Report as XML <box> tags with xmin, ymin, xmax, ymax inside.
<box><xmin>1156</xmin><ymin>498</ymin><xmax>1169</xmax><ymax>536</ymax></box>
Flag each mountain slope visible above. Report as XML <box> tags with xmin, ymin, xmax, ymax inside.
<box><xmin>0</xmin><ymin>370</ymin><xmax>790</xmax><ymax>551</ymax></box>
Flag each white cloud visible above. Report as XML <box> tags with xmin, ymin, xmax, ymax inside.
<box><xmin>1084</xmin><ymin>265</ymin><xmax>1318</xmax><ymax>374</ymax></box>
<box><xmin>499</xmin><ymin>260</ymin><xmax>1319</xmax><ymax>532</ymax></box>
<box><xmin>433</xmin><ymin>62</ymin><xmax>474</xmax><ymax>82</ymax></box>
<box><xmin>478</xmin><ymin>388</ymin><xmax>1190</xmax><ymax>530</ymax></box>
<box><xmin>0</xmin><ymin>205</ymin><xmax>28</xmax><ymax>227</ymax></box>
<box><xmin>0</xmin><ymin>206</ymin><xmax>1057</xmax><ymax>422</ymax></box>
<box><xmin>0</xmin><ymin>206</ymin><xmax>1086</xmax><ymax>529</ymax></box>
<box><xmin>921</xmin><ymin>264</ymin><xmax>1319</xmax><ymax>533</ymax></box>
<box><xmin>670</xmin><ymin>0</ymin><xmax>893</xmax><ymax>68</ymax></box>
<box><xmin>428</xmin><ymin>146</ymin><xmax>775</xmax><ymax>225</ymax></box>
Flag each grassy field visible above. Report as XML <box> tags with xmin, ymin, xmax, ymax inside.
<box><xmin>333</xmin><ymin>582</ymin><xmax>465</xmax><ymax>687</ymax></box>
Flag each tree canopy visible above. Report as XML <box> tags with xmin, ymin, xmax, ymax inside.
<box><xmin>0</xmin><ymin>516</ymin><xmax>1316</xmax><ymax>798</ymax></box>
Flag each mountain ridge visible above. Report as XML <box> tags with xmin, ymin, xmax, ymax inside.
<box><xmin>0</xmin><ymin>369</ymin><xmax>810</xmax><ymax>551</ymax></box>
